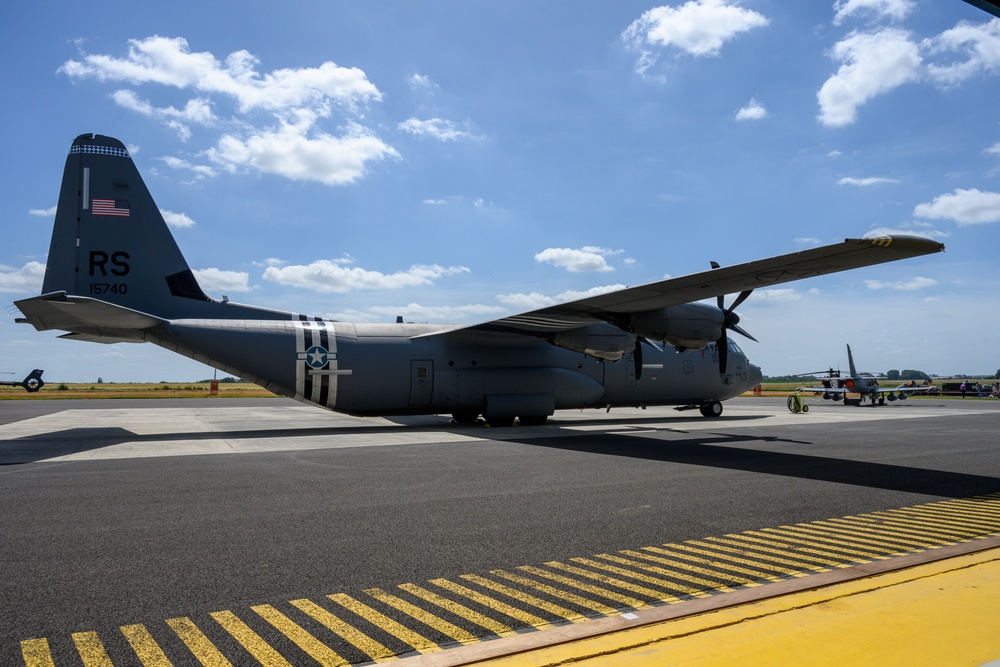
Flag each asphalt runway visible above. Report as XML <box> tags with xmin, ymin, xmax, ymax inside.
<box><xmin>2</xmin><ymin>396</ymin><xmax>999</xmax><ymax>666</ymax></box>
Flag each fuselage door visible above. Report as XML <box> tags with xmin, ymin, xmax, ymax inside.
<box><xmin>409</xmin><ymin>360</ymin><xmax>434</xmax><ymax>406</ymax></box>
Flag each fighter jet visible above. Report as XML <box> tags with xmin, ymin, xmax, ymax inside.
<box><xmin>13</xmin><ymin>134</ymin><xmax>945</xmax><ymax>425</ymax></box>
<box><xmin>0</xmin><ymin>369</ymin><xmax>45</xmax><ymax>393</ymax></box>
<box><xmin>796</xmin><ymin>344</ymin><xmax>935</xmax><ymax>406</ymax></box>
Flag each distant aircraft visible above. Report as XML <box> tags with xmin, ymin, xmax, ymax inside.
<box><xmin>13</xmin><ymin>134</ymin><xmax>944</xmax><ymax>425</ymax></box>
<box><xmin>796</xmin><ymin>344</ymin><xmax>935</xmax><ymax>406</ymax></box>
<box><xmin>0</xmin><ymin>369</ymin><xmax>45</xmax><ymax>393</ymax></box>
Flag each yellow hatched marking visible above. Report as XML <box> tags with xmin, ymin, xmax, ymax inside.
<box><xmin>327</xmin><ymin>593</ymin><xmax>440</xmax><ymax>654</ymax></box>
<box><xmin>712</xmin><ymin>534</ymin><xmax>842</xmax><ymax>568</ymax></box>
<box><xmin>364</xmin><ymin>588</ymin><xmax>477</xmax><ymax>645</ymax></box>
<box><xmin>812</xmin><ymin>519</ymin><xmax>931</xmax><ymax>549</ymax></box>
<box><xmin>899</xmin><ymin>505</ymin><xmax>1000</xmax><ymax>530</ymax></box>
<box><xmin>550</xmin><ymin>559</ymin><xmax>686</xmax><ymax>600</ymax></box>
<box><xmin>934</xmin><ymin>498</ymin><xmax>1000</xmax><ymax>518</ymax></box>
<box><xmin>289</xmin><ymin>598</ymin><xmax>395</xmax><ymax>662</ymax></box>
<box><xmin>865</xmin><ymin>511</ymin><xmax>982</xmax><ymax>539</ymax></box>
<box><xmin>824</xmin><ymin>518</ymin><xmax>944</xmax><ymax>546</ymax></box>
<box><xmin>949</xmin><ymin>497</ymin><xmax>1000</xmax><ymax>515</ymax></box>
<box><xmin>599</xmin><ymin>552</ymin><xmax>742</xmax><ymax>591</ymax></box>
<box><xmin>459</xmin><ymin>574</ymin><xmax>586</xmax><ymax>623</ymax></box>
<box><xmin>635</xmin><ymin>546</ymin><xmax>777</xmax><ymax>584</ymax></box>
<box><xmin>518</xmin><ymin>565</ymin><xmax>651</xmax><ymax>609</ymax></box>
<box><xmin>776</xmin><ymin>524</ymin><xmax>910</xmax><ymax>555</ymax></box>
<box><xmin>728</xmin><ymin>532</ymin><xmax>856</xmax><ymax>566</ymax></box>
<box><xmin>20</xmin><ymin>639</ymin><xmax>56</xmax><ymax>667</ymax></box>
<box><xmin>698</xmin><ymin>537</ymin><xmax>832</xmax><ymax>571</ymax></box>
<box><xmin>652</xmin><ymin>543</ymin><xmax>796</xmax><ymax>580</ymax></box>
<box><xmin>681</xmin><ymin>540</ymin><xmax>817</xmax><ymax>576</ymax></box>
<box><xmin>871</xmin><ymin>510</ymin><xmax>987</xmax><ymax>539</ymax></box>
<box><xmin>166</xmin><ymin>617</ymin><xmax>233</xmax><ymax>667</ymax></box>
<box><xmin>210</xmin><ymin>610</ymin><xmax>293</xmax><ymax>667</ymax></box>
<box><xmin>848</xmin><ymin>513</ymin><xmax>964</xmax><ymax>541</ymax></box>
<box><xmin>399</xmin><ymin>583</ymin><xmax>515</xmax><ymax>636</ymax></box>
<box><xmin>759</xmin><ymin>527</ymin><xmax>890</xmax><ymax>560</ymax></box>
<box><xmin>430</xmin><ymin>578</ymin><xmax>549</xmax><ymax>628</ymax></box>
<box><xmin>71</xmin><ymin>631</ymin><xmax>114</xmax><ymax>667</ymax></box>
<box><xmin>491</xmin><ymin>569</ymin><xmax>618</xmax><ymax>615</ymax></box>
<box><xmin>251</xmin><ymin>604</ymin><xmax>347</xmax><ymax>667</ymax></box>
<box><xmin>121</xmin><ymin>624</ymin><xmax>173</xmax><ymax>666</ymax></box>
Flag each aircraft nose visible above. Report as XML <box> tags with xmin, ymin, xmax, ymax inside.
<box><xmin>748</xmin><ymin>363</ymin><xmax>763</xmax><ymax>388</ymax></box>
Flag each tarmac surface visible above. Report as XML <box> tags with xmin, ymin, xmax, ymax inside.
<box><xmin>2</xmin><ymin>395</ymin><xmax>1000</xmax><ymax>666</ymax></box>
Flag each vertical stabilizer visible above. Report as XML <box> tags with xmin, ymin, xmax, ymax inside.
<box><xmin>41</xmin><ymin>134</ymin><xmax>210</xmax><ymax>317</ymax></box>
<box><xmin>846</xmin><ymin>344</ymin><xmax>858</xmax><ymax>378</ymax></box>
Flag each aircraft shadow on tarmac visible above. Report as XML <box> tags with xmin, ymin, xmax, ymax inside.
<box><xmin>500</xmin><ymin>430</ymin><xmax>1000</xmax><ymax>500</ymax></box>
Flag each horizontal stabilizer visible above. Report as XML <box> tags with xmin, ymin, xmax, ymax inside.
<box><xmin>14</xmin><ymin>292</ymin><xmax>165</xmax><ymax>341</ymax></box>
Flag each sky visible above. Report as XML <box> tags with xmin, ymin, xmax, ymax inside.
<box><xmin>2</xmin><ymin>0</ymin><xmax>1000</xmax><ymax>383</ymax></box>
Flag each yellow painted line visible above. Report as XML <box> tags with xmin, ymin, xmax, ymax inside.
<box><xmin>819</xmin><ymin>517</ymin><xmax>940</xmax><ymax>548</ymax></box>
<box><xmin>210</xmin><ymin>610</ymin><xmax>294</xmax><ymax>667</ymax></box>
<box><xmin>544</xmin><ymin>558</ymin><xmax>682</xmax><ymax>606</ymax></box>
<box><xmin>710</xmin><ymin>534</ymin><xmax>842</xmax><ymax>568</ymax></box>
<box><xmin>398</xmin><ymin>583</ymin><xmax>515</xmax><ymax>636</ymax></box>
<box><xmin>517</xmin><ymin>565</ymin><xmax>651</xmax><ymax>609</ymax></box>
<box><xmin>758</xmin><ymin>527</ymin><xmax>890</xmax><ymax>560</ymax></box>
<box><xmin>364</xmin><ymin>587</ymin><xmax>478</xmax><ymax>645</ymax></box>
<box><xmin>166</xmin><ymin>617</ymin><xmax>234</xmax><ymax>667</ymax></box>
<box><xmin>833</xmin><ymin>516</ymin><xmax>956</xmax><ymax>543</ymax></box>
<box><xmin>487</xmin><ymin>549</ymin><xmax>1000</xmax><ymax>667</ymax></box>
<box><xmin>898</xmin><ymin>505</ymin><xmax>1000</xmax><ymax>531</ymax></box>
<box><xmin>695</xmin><ymin>538</ymin><xmax>830</xmax><ymax>572</ymax></box>
<box><xmin>289</xmin><ymin>598</ymin><xmax>396</xmax><ymax>662</ymax></box>
<box><xmin>596</xmin><ymin>553</ymin><xmax>739</xmax><ymax>593</ymax></box>
<box><xmin>459</xmin><ymin>574</ymin><xmax>586</xmax><ymax>623</ymax></box>
<box><xmin>251</xmin><ymin>604</ymin><xmax>347</xmax><ymax>666</ymax></box>
<box><xmin>733</xmin><ymin>531</ymin><xmax>863</xmax><ymax>565</ymax></box>
<box><xmin>866</xmin><ymin>511</ymin><xmax>984</xmax><ymax>540</ymax></box>
<box><xmin>808</xmin><ymin>519</ymin><xmax>930</xmax><ymax>550</ymax></box>
<box><xmin>121</xmin><ymin>624</ymin><xmax>173</xmax><ymax>666</ymax></box>
<box><xmin>491</xmin><ymin>569</ymin><xmax>619</xmax><ymax>615</ymax></box>
<box><xmin>635</xmin><ymin>546</ymin><xmax>776</xmax><ymax>584</ymax></box>
<box><xmin>327</xmin><ymin>593</ymin><xmax>440</xmax><ymax>654</ymax></box>
<box><xmin>71</xmin><ymin>631</ymin><xmax>114</xmax><ymax>667</ymax></box>
<box><xmin>430</xmin><ymin>578</ymin><xmax>550</xmax><ymax>628</ymax></box>
<box><xmin>771</xmin><ymin>524</ymin><xmax>906</xmax><ymax>556</ymax></box>
<box><xmin>20</xmin><ymin>638</ymin><xmax>56</xmax><ymax>667</ymax></box>
<box><xmin>561</xmin><ymin>558</ymin><xmax>694</xmax><ymax>599</ymax></box>
<box><xmin>654</xmin><ymin>543</ymin><xmax>803</xmax><ymax>579</ymax></box>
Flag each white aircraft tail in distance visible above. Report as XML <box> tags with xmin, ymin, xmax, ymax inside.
<box><xmin>14</xmin><ymin>134</ymin><xmax>945</xmax><ymax>425</ymax></box>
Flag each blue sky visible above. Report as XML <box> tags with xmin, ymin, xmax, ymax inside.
<box><xmin>3</xmin><ymin>0</ymin><xmax>999</xmax><ymax>383</ymax></box>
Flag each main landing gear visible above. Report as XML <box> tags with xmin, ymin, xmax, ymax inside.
<box><xmin>699</xmin><ymin>401</ymin><xmax>723</xmax><ymax>418</ymax></box>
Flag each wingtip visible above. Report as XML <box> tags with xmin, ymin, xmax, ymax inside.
<box><xmin>846</xmin><ymin>235</ymin><xmax>945</xmax><ymax>254</ymax></box>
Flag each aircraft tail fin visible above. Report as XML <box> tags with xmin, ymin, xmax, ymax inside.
<box><xmin>38</xmin><ymin>134</ymin><xmax>211</xmax><ymax>320</ymax></box>
<box><xmin>846</xmin><ymin>344</ymin><xmax>858</xmax><ymax>378</ymax></box>
<box><xmin>21</xmin><ymin>369</ymin><xmax>44</xmax><ymax>393</ymax></box>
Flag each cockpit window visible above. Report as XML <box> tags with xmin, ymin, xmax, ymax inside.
<box><xmin>728</xmin><ymin>338</ymin><xmax>743</xmax><ymax>354</ymax></box>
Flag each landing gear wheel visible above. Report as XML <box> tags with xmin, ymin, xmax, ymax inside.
<box><xmin>485</xmin><ymin>415</ymin><xmax>515</xmax><ymax>428</ymax></box>
<box><xmin>700</xmin><ymin>401</ymin><xmax>723</xmax><ymax>418</ymax></box>
<box><xmin>451</xmin><ymin>410</ymin><xmax>479</xmax><ymax>425</ymax></box>
<box><xmin>519</xmin><ymin>415</ymin><xmax>548</xmax><ymax>426</ymax></box>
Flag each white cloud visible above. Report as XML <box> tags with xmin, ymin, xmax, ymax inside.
<box><xmin>986</xmin><ymin>142</ymin><xmax>1000</xmax><ymax>155</ymax></box>
<box><xmin>534</xmin><ymin>247</ymin><xmax>623</xmax><ymax>273</ymax></box>
<box><xmin>60</xmin><ymin>36</ymin><xmax>381</xmax><ymax>112</ymax></box>
<box><xmin>408</xmin><ymin>73</ymin><xmax>438</xmax><ymax>90</ymax></box>
<box><xmin>29</xmin><ymin>206</ymin><xmax>57</xmax><ymax>217</ymax></box>
<box><xmin>160</xmin><ymin>155</ymin><xmax>216</xmax><ymax>179</ymax></box>
<box><xmin>923</xmin><ymin>19</ymin><xmax>1000</xmax><ymax>87</ymax></box>
<box><xmin>192</xmin><ymin>268</ymin><xmax>251</xmax><ymax>293</ymax></box>
<box><xmin>794</xmin><ymin>237</ymin><xmax>822</xmax><ymax>245</ymax></box>
<box><xmin>207</xmin><ymin>115</ymin><xmax>400</xmax><ymax>185</ymax></box>
<box><xmin>111</xmin><ymin>89</ymin><xmax>214</xmax><ymax>140</ymax></box>
<box><xmin>252</xmin><ymin>258</ymin><xmax>287</xmax><ymax>268</ymax></box>
<box><xmin>747</xmin><ymin>288</ymin><xmax>804</xmax><ymax>303</ymax></box>
<box><xmin>735</xmin><ymin>97</ymin><xmax>767</xmax><ymax>121</ymax></box>
<box><xmin>160</xmin><ymin>209</ymin><xmax>196</xmax><ymax>228</ymax></box>
<box><xmin>864</xmin><ymin>223</ymin><xmax>949</xmax><ymax>240</ymax></box>
<box><xmin>422</xmin><ymin>199</ymin><xmax>447</xmax><ymax>205</ymax></box>
<box><xmin>833</xmin><ymin>0</ymin><xmax>915</xmax><ymax>26</ymax></box>
<box><xmin>817</xmin><ymin>28</ymin><xmax>922</xmax><ymax>127</ymax></box>
<box><xmin>398</xmin><ymin>118</ymin><xmax>474</xmax><ymax>141</ymax></box>
<box><xmin>913</xmin><ymin>188</ymin><xmax>1000</xmax><ymax>224</ymax></box>
<box><xmin>497</xmin><ymin>284</ymin><xmax>627</xmax><ymax>310</ymax></box>
<box><xmin>0</xmin><ymin>261</ymin><xmax>45</xmax><ymax>294</ymax></box>
<box><xmin>263</xmin><ymin>258</ymin><xmax>469</xmax><ymax>293</ymax></box>
<box><xmin>864</xmin><ymin>276</ymin><xmax>939</xmax><ymax>290</ymax></box>
<box><xmin>623</xmin><ymin>0</ymin><xmax>769</xmax><ymax>58</ymax></box>
<box><xmin>837</xmin><ymin>176</ymin><xmax>900</xmax><ymax>186</ymax></box>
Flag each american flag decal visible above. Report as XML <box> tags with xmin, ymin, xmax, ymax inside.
<box><xmin>92</xmin><ymin>198</ymin><xmax>130</xmax><ymax>217</ymax></box>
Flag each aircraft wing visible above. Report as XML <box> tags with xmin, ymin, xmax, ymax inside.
<box><xmin>15</xmin><ymin>292</ymin><xmax>165</xmax><ymax>342</ymax></box>
<box><xmin>797</xmin><ymin>386</ymin><xmax>848</xmax><ymax>394</ymax></box>
<box><xmin>421</xmin><ymin>235</ymin><xmax>944</xmax><ymax>337</ymax></box>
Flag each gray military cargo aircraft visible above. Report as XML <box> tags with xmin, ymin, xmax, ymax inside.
<box><xmin>13</xmin><ymin>134</ymin><xmax>945</xmax><ymax>425</ymax></box>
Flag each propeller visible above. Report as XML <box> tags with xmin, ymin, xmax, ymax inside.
<box><xmin>710</xmin><ymin>261</ymin><xmax>758</xmax><ymax>375</ymax></box>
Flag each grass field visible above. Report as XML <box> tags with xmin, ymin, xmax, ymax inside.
<box><xmin>0</xmin><ymin>381</ymin><xmax>278</xmax><ymax>400</ymax></box>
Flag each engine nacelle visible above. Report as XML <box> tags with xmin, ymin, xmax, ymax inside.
<box><xmin>549</xmin><ymin>325</ymin><xmax>636</xmax><ymax>361</ymax></box>
<box><xmin>627</xmin><ymin>303</ymin><xmax>724</xmax><ymax>350</ymax></box>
